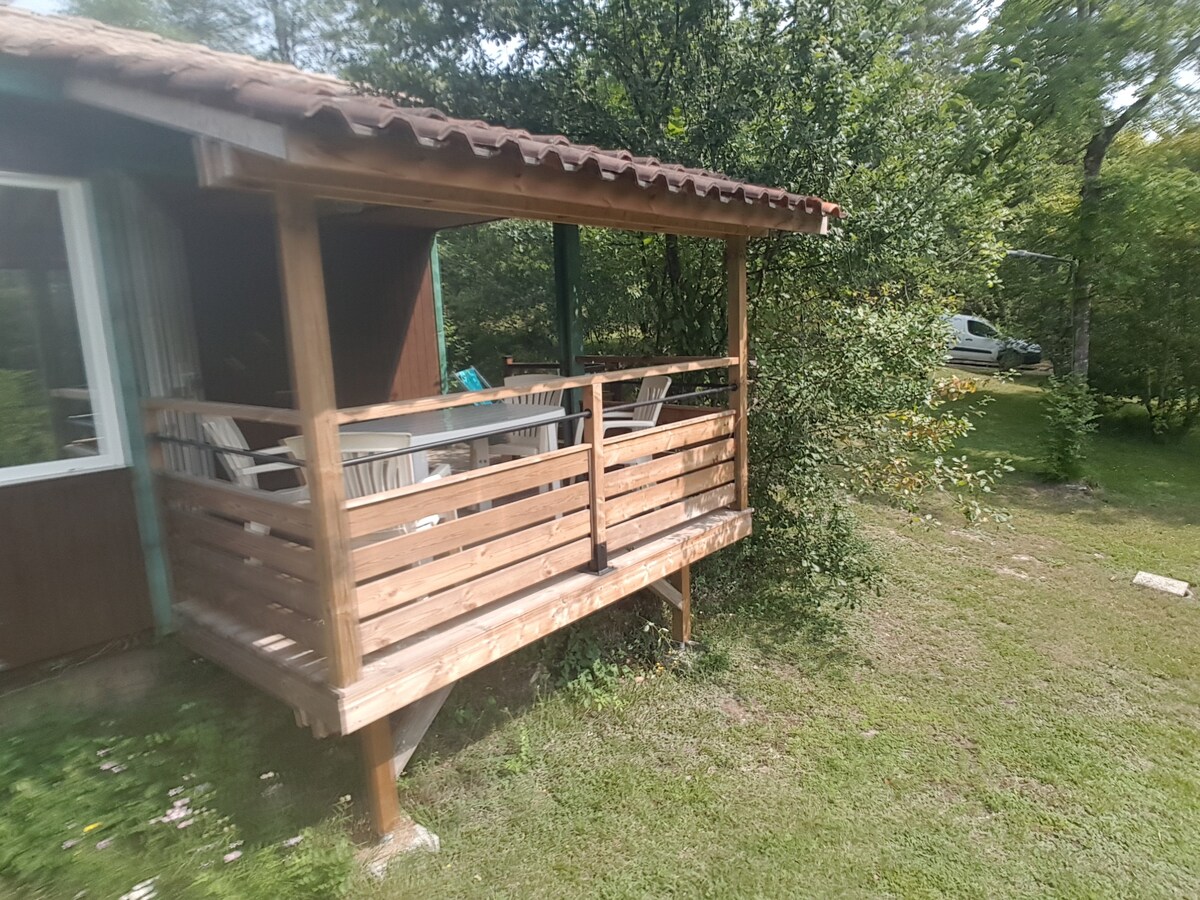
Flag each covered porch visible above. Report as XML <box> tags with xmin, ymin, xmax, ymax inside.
<box><xmin>142</xmin><ymin>188</ymin><xmax>757</xmax><ymax>832</ymax></box>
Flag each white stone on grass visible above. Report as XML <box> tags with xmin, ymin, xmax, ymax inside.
<box><xmin>1132</xmin><ymin>571</ymin><xmax>1191</xmax><ymax>598</ymax></box>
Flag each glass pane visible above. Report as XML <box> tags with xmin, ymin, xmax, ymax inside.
<box><xmin>0</xmin><ymin>184</ymin><xmax>97</xmax><ymax>467</ymax></box>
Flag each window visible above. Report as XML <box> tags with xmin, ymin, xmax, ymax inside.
<box><xmin>966</xmin><ymin>318</ymin><xmax>998</xmax><ymax>338</ymax></box>
<box><xmin>0</xmin><ymin>172</ymin><xmax>125</xmax><ymax>484</ymax></box>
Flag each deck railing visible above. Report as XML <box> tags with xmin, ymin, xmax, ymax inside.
<box><xmin>143</xmin><ymin>356</ymin><xmax>745</xmax><ymax>683</ymax></box>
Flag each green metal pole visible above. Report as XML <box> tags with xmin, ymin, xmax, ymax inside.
<box><xmin>553</xmin><ymin>223</ymin><xmax>584</xmax><ymax>414</ymax></box>
<box><xmin>430</xmin><ymin>235</ymin><xmax>449</xmax><ymax>393</ymax></box>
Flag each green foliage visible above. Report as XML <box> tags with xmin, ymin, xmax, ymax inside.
<box><xmin>0</xmin><ymin>369</ymin><xmax>56</xmax><ymax>468</ymax></box>
<box><xmin>1040</xmin><ymin>374</ymin><xmax>1098</xmax><ymax>482</ymax></box>
<box><xmin>0</xmin><ymin>658</ymin><xmax>361</xmax><ymax>899</ymax></box>
<box><xmin>732</xmin><ymin>286</ymin><xmax>1011</xmax><ymax>611</ymax></box>
<box><xmin>66</xmin><ymin>0</ymin><xmax>355</xmax><ymax>70</ymax></box>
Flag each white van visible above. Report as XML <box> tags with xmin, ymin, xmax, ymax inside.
<box><xmin>945</xmin><ymin>314</ymin><xmax>1042</xmax><ymax>370</ymax></box>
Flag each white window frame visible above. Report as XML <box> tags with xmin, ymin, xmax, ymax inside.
<box><xmin>0</xmin><ymin>170</ymin><xmax>128</xmax><ymax>486</ymax></box>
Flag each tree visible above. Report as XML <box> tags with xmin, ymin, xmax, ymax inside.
<box><xmin>67</xmin><ymin>0</ymin><xmax>354</xmax><ymax>71</ymax></box>
<box><xmin>971</xmin><ymin>0</ymin><xmax>1200</xmax><ymax>379</ymax></box>
<box><xmin>357</xmin><ymin>0</ymin><xmax>1016</xmax><ymax>605</ymax></box>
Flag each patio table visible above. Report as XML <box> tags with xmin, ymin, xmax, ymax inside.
<box><xmin>342</xmin><ymin>402</ymin><xmax>566</xmax><ymax>479</ymax></box>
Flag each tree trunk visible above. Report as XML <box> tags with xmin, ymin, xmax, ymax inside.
<box><xmin>1068</xmin><ymin>140</ymin><xmax>1104</xmax><ymax>379</ymax></box>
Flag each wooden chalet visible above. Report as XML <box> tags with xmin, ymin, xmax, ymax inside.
<box><xmin>0</xmin><ymin>8</ymin><xmax>840</xmax><ymax>835</ymax></box>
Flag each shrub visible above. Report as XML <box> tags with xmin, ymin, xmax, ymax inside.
<box><xmin>1040</xmin><ymin>374</ymin><xmax>1098</xmax><ymax>482</ymax></box>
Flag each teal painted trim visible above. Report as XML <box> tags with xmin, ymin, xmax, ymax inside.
<box><xmin>86</xmin><ymin>177</ymin><xmax>174</xmax><ymax>635</ymax></box>
<box><xmin>553</xmin><ymin>223</ymin><xmax>584</xmax><ymax>414</ymax></box>
<box><xmin>0</xmin><ymin>61</ymin><xmax>63</xmax><ymax>102</ymax></box>
<box><xmin>430</xmin><ymin>236</ymin><xmax>449</xmax><ymax>393</ymax></box>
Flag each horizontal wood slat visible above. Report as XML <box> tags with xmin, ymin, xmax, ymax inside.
<box><xmin>166</xmin><ymin>507</ymin><xmax>317</xmax><ymax>582</ymax></box>
<box><xmin>157</xmin><ymin>471</ymin><xmax>313</xmax><ymax>542</ymax></box>
<box><xmin>358</xmin><ymin>537</ymin><xmax>594</xmax><ymax>655</ymax></box>
<box><xmin>174</xmin><ymin>570</ymin><xmax>325</xmax><ymax>653</ymax></box>
<box><xmin>606</xmin><ymin>438</ymin><xmax>735</xmax><ymax>497</ymax></box>
<box><xmin>608</xmin><ymin>483</ymin><xmax>737</xmax><ymax>551</ymax></box>
<box><xmin>175</xmin><ymin>601</ymin><xmax>340</xmax><ymax>734</ymax></box>
<box><xmin>606</xmin><ymin>461</ymin><xmax>735</xmax><ymax>526</ymax></box>
<box><xmin>167</xmin><ymin>539</ymin><xmax>323</xmax><ymax>620</ymax></box>
<box><xmin>353</xmin><ymin>481</ymin><xmax>590</xmax><ymax>582</ymax></box>
<box><xmin>341</xmin><ymin>510</ymin><xmax>752</xmax><ymax>732</ymax></box>
<box><xmin>357</xmin><ymin>509</ymin><xmax>592</xmax><ymax>618</ymax></box>
<box><xmin>345</xmin><ymin>445</ymin><xmax>587</xmax><ymax>539</ymax></box>
<box><xmin>144</xmin><ymin>397</ymin><xmax>301</xmax><ymax>426</ymax></box>
<box><xmin>337</xmin><ymin>358</ymin><xmax>735</xmax><ymax>424</ymax></box>
<box><xmin>604</xmin><ymin>410</ymin><xmax>736</xmax><ymax>466</ymax></box>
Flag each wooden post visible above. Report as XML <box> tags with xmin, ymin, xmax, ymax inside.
<box><xmin>668</xmin><ymin>564</ymin><xmax>692</xmax><ymax>643</ymax></box>
<box><xmin>582</xmin><ymin>381</ymin><xmax>609</xmax><ymax>572</ymax></box>
<box><xmin>273</xmin><ymin>189</ymin><xmax>361</xmax><ymax>686</ymax></box>
<box><xmin>360</xmin><ymin>717</ymin><xmax>401</xmax><ymax>836</ymax></box>
<box><xmin>725</xmin><ymin>237</ymin><xmax>750</xmax><ymax>510</ymax></box>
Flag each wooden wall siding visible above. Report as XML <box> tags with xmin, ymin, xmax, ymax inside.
<box><xmin>180</xmin><ymin>207</ymin><xmax>440</xmax><ymax>420</ymax></box>
<box><xmin>0</xmin><ymin>469</ymin><xmax>153</xmax><ymax>671</ymax></box>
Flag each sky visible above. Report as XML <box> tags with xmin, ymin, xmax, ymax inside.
<box><xmin>13</xmin><ymin>0</ymin><xmax>62</xmax><ymax>12</ymax></box>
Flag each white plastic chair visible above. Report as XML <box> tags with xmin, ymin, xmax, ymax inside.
<box><xmin>202</xmin><ymin>416</ymin><xmax>306</xmax><ymax>501</ymax></box>
<box><xmin>489</xmin><ymin>374</ymin><xmax>564</xmax><ymax>461</ymax></box>
<box><xmin>283</xmin><ymin>432</ymin><xmax>452</xmax><ymax>536</ymax></box>
<box><xmin>574</xmin><ymin>375</ymin><xmax>672</xmax><ymax>444</ymax></box>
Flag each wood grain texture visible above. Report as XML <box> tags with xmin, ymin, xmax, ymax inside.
<box><xmin>0</xmin><ymin>469</ymin><xmax>153</xmax><ymax>670</ymax></box>
<box><xmin>345</xmin><ymin>445</ymin><xmax>588</xmax><ymax>539</ymax></box>
<box><xmin>274</xmin><ymin>189</ymin><xmax>360</xmax><ymax>685</ymax></box>
<box><xmin>352</xmin><ymin>480</ymin><xmax>590</xmax><ymax>581</ymax></box>
<box><xmin>356</xmin><ymin>509</ymin><xmax>592</xmax><ymax>617</ymax></box>
<box><xmin>604</xmin><ymin>410</ymin><xmax>735</xmax><ymax>466</ymax></box>
<box><xmin>605</xmin><ymin>437</ymin><xmax>735</xmax><ymax>496</ymax></box>
<box><xmin>340</xmin><ymin>510</ymin><xmax>751</xmax><ymax>732</ymax></box>
<box><xmin>157</xmin><ymin>471</ymin><xmax>313</xmax><ymax>541</ymax></box>
<box><xmin>360</xmin><ymin>717</ymin><xmax>401</xmax><ymax>836</ymax></box>
<box><xmin>583</xmin><ymin>382</ymin><xmax>608</xmax><ymax>570</ymax></box>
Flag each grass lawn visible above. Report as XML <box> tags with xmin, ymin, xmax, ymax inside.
<box><xmin>2</xmin><ymin>374</ymin><xmax>1197</xmax><ymax>898</ymax></box>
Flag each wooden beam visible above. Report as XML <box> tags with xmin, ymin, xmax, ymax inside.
<box><xmin>142</xmin><ymin>396</ymin><xmax>301</xmax><ymax>426</ymax></box>
<box><xmin>274</xmin><ymin>189</ymin><xmax>361</xmax><ymax>686</ymax></box>
<box><xmin>197</xmin><ymin>137</ymin><xmax>830</xmax><ymax>238</ymax></box>
<box><xmin>66</xmin><ymin>78</ymin><xmax>289</xmax><ymax>158</ymax></box>
<box><xmin>669</xmin><ymin>564</ymin><xmax>692</xmax><ymax>643</ymax></box>
<box><xmin>391</xmin><ymin>686</ymin><xmax>452</xmax><ymax>775</ymax></box>
<box><xmin>726</xmin><ymin>237</ymin><xmax>750</xmax><ymax>510</ymax></box>
<box><xmin>360</xmin><ymin>717</ymin><xmax>401</xmax><ymax>837</ymax></box>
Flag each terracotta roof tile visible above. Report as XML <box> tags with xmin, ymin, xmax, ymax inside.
<box><xmin>0</xmin><ymin>7</ymin><xmax>842</xmax><ymax>221</ymax></box>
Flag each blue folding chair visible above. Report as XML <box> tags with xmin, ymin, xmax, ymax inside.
<box><xmin>452</xmin><ymin>366</ymin><xmax>492</xmax><ymax>392</ymax></box>
<box><xmin>452</xmin><ymin>366</ymin><xmax>494</xmax><ymax>404</ymax></box>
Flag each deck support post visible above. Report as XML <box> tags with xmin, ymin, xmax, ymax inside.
<box><xmin>360</xmin><ymin>717</ymin><xmax>402</xmax><ymax>837</ymax></box>
<box><xmin>669</xmin><ymin>564</ymin><xmax>692</xmax><ymax>643</ymax></box>
<box><xmin>273</xmin><ymin>189</ymin><xmax>362</xmax><ymax>686</ymax></box>
<box><xmin>582</xmin><ymin>382</ymin><xmax>610</xmax><ymax>573</ymax></box>
<box><xmin>725</xmin><ymin>237</ymin><xmax>750</xmax><ymax>510</ymax></box>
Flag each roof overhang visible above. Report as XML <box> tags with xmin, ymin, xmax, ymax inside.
<box><xmin>195</xmin><ymin>134</ymin><xmax>829</xmax><ymax>238</ymax></box>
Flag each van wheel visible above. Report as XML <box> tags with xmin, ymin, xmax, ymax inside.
<box><xmin>997</xmin><ymin>349</ymin><xmax>1022</xmax><ymax>371</ymax></box>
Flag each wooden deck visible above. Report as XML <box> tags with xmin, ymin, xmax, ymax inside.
<box><xmin>176</xmin><ymin>507</ymin><xmax>749</xmax><ymax>735</ymax></box>
<box><xmin>145</xmin><ymin>361</ymin><xmax>750</xmax><ymax>737</ymax></box>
